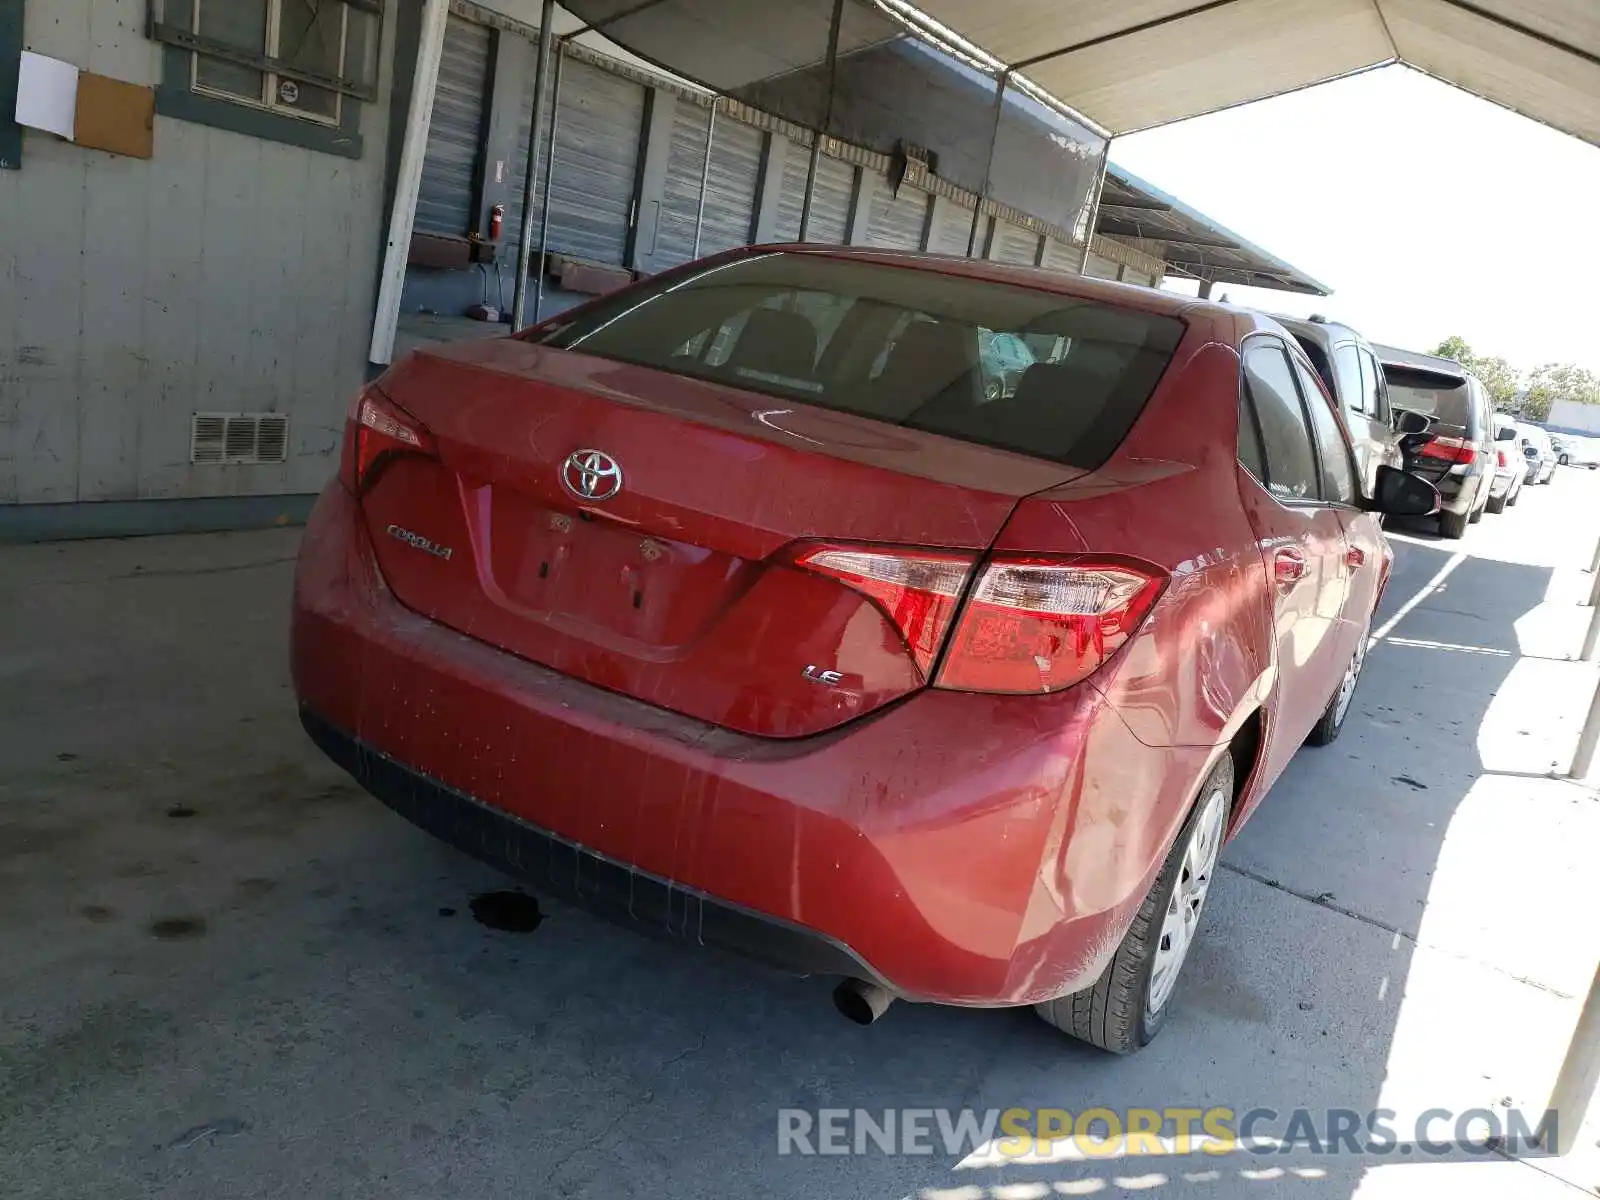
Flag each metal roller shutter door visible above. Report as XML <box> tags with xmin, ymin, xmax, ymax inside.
<box><xmin>773</xmin><ymin>146</ymin><xmax>853</xmax><ymax>244</ymax></box>
<box><xmin>415</xmin><ymin>15</ymin><xmax>491</xmax><ymax>237</ymax></box>
<box><xmin>503</xmin><ymin>49</ymin><xmax>556</xmax><ymax>267</ymax></box>
<box><xmin>926</xmin><ymin>201</ymin><xmax>978</xmax><ymax>256</ymax></box>
<box><xmin>544</xmin><ymin>58</ymin><xmax>646</xmax><ymax>265</ymax></box>
<box><xmin>1039</xmin><ymin>237</ymin><xmax>1082</xmax><ymax>273</ymax></box>
<box><xmin>991</xmin><ymin>222</ymin><xmax>1041</xmax><ymax>266</ymax></box>
<box><xmin>697</xmin><ymin>116</ymin><xmax>764</xmax><ymax>256</ymax></box>
<box><xmin>655</xmin><ymin>101</ymin><xmax>714</xmax><ymax>269</ymax></box>
<box><xmin>866</xmin><ymin>183</ymin><xmax>928</xmax><ymax>250</ymax></box>
<box><xmin>1086</xmin><ymin>251</ymin><xmax>1121</xmax><ymax>280</ymax></box>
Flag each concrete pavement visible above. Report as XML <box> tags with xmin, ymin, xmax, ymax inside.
<box><xmin>3</xmin><ymin>471</ymin><xmax>1599</xmax><ymax>1200</ymax></box>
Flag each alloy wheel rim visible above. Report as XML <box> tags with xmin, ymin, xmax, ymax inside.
<box><xmin>1147</xmin><ymin>785</ymin><xmax>1227</xmax><ymax>1019</ymax></box>
<box><xmin>1333</xmin><ymin>636</ymin><xmax>1366</xmax><ymax>726</ymax></box>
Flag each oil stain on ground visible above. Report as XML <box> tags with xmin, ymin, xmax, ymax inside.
<box><xmin>469</xmin><ymin>891</ymin><xmax>543</xmax><ymax>933</ymax></box>
<box><xmin>149</xmin><ymin>916</ymin><xmax>207</xmax><ymax>941</ymax></box>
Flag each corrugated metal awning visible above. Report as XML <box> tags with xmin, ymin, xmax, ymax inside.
<box><xmin>909</xmin><ymin>0</ymin><xmax>1599</xmax><ymax>143</ymax></box>
<box><xmin>563</xmin><ymin>0</ymin><xmax>1599</xmax><ymax>145</ymax></box>
<box><xmin>1097</xmin><ymin>164</ymin><xmax>1333</xmax><ymax>295</ymax></box>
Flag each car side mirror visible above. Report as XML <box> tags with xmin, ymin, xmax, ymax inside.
<box><xmin>1367</xmin><ymin>465</ymin><xmax>1440</xmax><ymax>518</ymax></box>
<box><xmin>1394</xmin><ymin>410</ymin><xmax>1431</xmax><ymax>436</ymax></box>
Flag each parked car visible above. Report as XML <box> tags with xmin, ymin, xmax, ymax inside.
<box><xmin>1551</xmin><ymin>434</ymin><xmax>1573</xmax><ymax>466</ymax></box>
<box><xmin>1272</xmin><ymin>315</ymin><xmax>1404</xmax><ymax>496</ymax></box>
<box><xmin>977</xmin><ymin>329</ymin><xmax>1036</xmax><ymax>400</ymax></box>
<box><xmin>1374</xmin><ymin>345</ymin><xmax>1496</xmax><ymax>538</ymax></box>
<box><xmin>1487</xmin><ymin>413</ymin><xmax>1525</xmax><ymax>513</ymax></box>
<box><xmin>292</xmin><ymin>248</ymin><xmax>1436</xmax><ymax>1054</ymax></box>
<box><xmin>1519</xmin><ymin>424</ymin><xmax>1557</xmax><ymax>484</ymax></box>
<box><xmin>1570</xmin><ymin>436</ymin><xmax>1600</xmax><ymax>469</ymax></box>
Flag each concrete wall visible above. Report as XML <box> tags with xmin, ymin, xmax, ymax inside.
<box><xmin>0</xmin><ymin>0</ymin><xmax>396</xmax><ymax>505</ymax></box>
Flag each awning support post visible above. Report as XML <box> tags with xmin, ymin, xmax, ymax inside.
<box><xmin>1538</xmin><ymin>957</ymin><xmax>1600</xmax><ymax>1153</ymax></box>
<box><xmin>367</xmin><ymin>0</ymin><xmax>450</xmax><ymax>367</ymax></box>
<box><xmin>799</xmin><ymin>0</ymin><xmax>845</xmax><ymax>242</ymax></box>
<box><xmin>1197</xmin><ymin>279</ymin><xmax>1215</xmax><ymax>300</ymax></box>
<box><xmin>511</xmin><ymin>0</ymin><xmax>557</xmax><ymax>329</ymax></box>
<box><xmin>1077</xmin><ymin>144</ymin><xmax>1109</xmax><ymax>274</ymax></box>
<box><xmin>531</xmin><ymin>43</ymin><xmax>566</xmax><ymax>326</ymax></box>
<box><xmin>691</xmin><ymin>104</ymin><xmax>716</xmax><ymax>258</ymax></box>
<box><xmin>966</xmin><ymin>69</ymin><xmax>1009</xmax><ymax>257</ymax></box>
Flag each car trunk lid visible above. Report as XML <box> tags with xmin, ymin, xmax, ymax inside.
<box><xmin>356</xmin><ymin>339</ymin><xmax>1083</xmax><ymax>738</ymax></box>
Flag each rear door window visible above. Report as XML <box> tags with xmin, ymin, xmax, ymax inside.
<box><xmin>1357</xmin><ymin>349</ymin><xmax>1388</xmax><ymax>422</ymax></box>
<box><xmin>1333</xmin><ymin>344</ymin><xmax>1366</xmax><ymax>415</ymax></box>
<box><xmin>1242</xmin><ymin>340</ymin><xmax>1320</xmax><ymax>501</ymax></box>
<box><xmin>1293</xmin><ymin>358</ymin><xmax>1359</xmax><ymax>505</ymax></box>
<box><xmin>541</xmin><ymin>252</ymin><xmax>1186</xmax><ymax>470</ymax></box>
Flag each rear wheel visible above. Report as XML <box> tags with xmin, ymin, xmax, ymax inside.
<box><xmin>1307</xmin><ymin>629</ymin><xmax>1366</xmax><ymax>746</ymax></box>
<box><xmin>1034</xmin><ymin>755</ymin><xmax>1232</xmax><ymax>1054</ymax></box>
<box><xmin>1506</xmin><ymin>482</ymin><xmax>1520</xmax><ymax>507</ymax></box>
<box><xmin>1439</xmin><ymin>507</ymin><xmax>1469</xmax><ymax>539</ymax></box>
<box><xmin>1486</xmin><ymin>493</ymin><xmax>1506</xmax><ymax>515</ymax></box>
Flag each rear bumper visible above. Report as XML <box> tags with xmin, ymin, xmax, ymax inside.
<box><xmin>300</xmin><ymin>706</ymin><xmax>886</xmax><ymax>984</ymax></box>
<box><xmin>291</xmin><ymin>483</ymin><xmax>1207</xmax><ymax>1006</ymax></box>
<box><xmin>1489</xmin><ymin>470</ymin><xmax>1517</xmax><ymax>497</ymax></box>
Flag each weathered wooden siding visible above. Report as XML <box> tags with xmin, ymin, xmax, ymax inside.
<box><xmin>0</xmin><ymin>0</ymin><xmax>395</xmax><ymax>504</ymax></box>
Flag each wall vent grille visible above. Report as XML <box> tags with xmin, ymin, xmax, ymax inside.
<box><xmin>191</xmin><ymin>413</ymin><xmax>290</xmax><ymax>465</ymax></box>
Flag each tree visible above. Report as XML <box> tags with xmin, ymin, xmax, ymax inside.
<box><xmin>1471</xmin><ymin>355</ymin><xmax>1519</xmax><ymax>410</ymax></box>
<box><xmin>1523</xmin><ymin>363</ymin><xmax>1600</xmax><ymax>423</ymax></box>
<box><xmin>1432</xmin><ymin>335</ymin><xmax>1475</xmax><ymax>366</ymax></box>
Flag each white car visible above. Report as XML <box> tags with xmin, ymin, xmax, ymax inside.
<box><xmin>1518</xmin><ymin>424</ymin><xmax>1557</xmax><ymax>484</ymax></box>
<box><xmin>1571</xmin><ymin>437</ymin><xmax>1600</xmax><ymax>470</ymax></box>
<box><xmin>1487</xmin><ymin>413</ymin><xmax>1525</xmax><ymax>512</ymax></box>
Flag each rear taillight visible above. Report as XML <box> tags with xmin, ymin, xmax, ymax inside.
<box><xmin>935</xmin><ymin>557</ymin><xmax>1167</xmax><ymax>695</ymax></box>
<box><xmin>796</xmin><ymin>546</ymin><xmax>975</xmax><ymax>675</ymax></box>
<box><xmin>338</xmin><ymin>387</ymin><xmax>437</xmax><ymax>494</ymax></box>
<box><xmin>795</xmin><ymin>547</ymin><xmax>1166</xmax><ymax>694</ymax></box>
<box><xmin>1418</xmin><ymin>435</ymin><xmax>1476</xmax><ymax>466</ymax></box>
<box><xmin>1497</xmin><ymin>449</ymin><xmax>1509</xmax><ymax>469</ymax></box>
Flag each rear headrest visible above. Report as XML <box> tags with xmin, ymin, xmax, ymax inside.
<box><xmin>876</xmin><ymin>322</ymin><xmax>976</xmax><ymax>416</ymax></box>
<box><xmin>725</xmin><ymin>308</ymin><xmax>818</xmax><ymax>381</ymax></box>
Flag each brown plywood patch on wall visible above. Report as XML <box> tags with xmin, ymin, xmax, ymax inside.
<box><xmin>74</xmin><ymin>72</ymin><xmax>155</xmax><ymax>159</ymax></box>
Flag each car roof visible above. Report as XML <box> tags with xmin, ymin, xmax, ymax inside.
<box><xmin>1371</xmin><ymin>343</ymin><xmax>1470</xmax><ymax>380</ymax></box>
<box><xmin>1269</xmin><ymin>314</ymin><xmax>1363</xmax><ymax>345</ymax></box>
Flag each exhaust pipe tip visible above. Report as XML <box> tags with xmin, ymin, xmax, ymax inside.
<box><xmin>833</xmin><ymin>978</ymin><xmax>894</xmax><ymax>1025</ymax></box>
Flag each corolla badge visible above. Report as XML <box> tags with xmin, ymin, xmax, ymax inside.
<box><xmin>562</xmin><ymin>448</ymin><xmax>623</xmax><ymax>501</ymax></box>
<box><xmin>385</xmin><ymin>524</ymin><xmax>453</xmax><ymax>560</ymax></box>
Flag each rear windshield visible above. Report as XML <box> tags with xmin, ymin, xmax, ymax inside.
<box><xmin>1382</xmin><ymin>364</ymin><xmax>1478</xmax><ymax>434</ymax></box>
<box><xmin>537</xmin><ymin>251</ymin><xmax>1185</xmax><ymax>469</ymax></box>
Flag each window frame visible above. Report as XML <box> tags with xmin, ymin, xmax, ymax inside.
<box><xmin>1357</xmin><ymin>347</ymin><xmax>1390</xmax><ymax>424</ymax></box>
<box><xmin>1288</xmin><ymin>345</ymin><xmax>1361</xmax><ymax>507</ymax></box>
<box><xmin>1239</xmin><ymin>333</ymin><xmax>1334</xmax><ymax>508</ymax></box>
<box><xmin>150</xmin><ymin>0</ymin><xmax>377</xmax><ymax>158</ymax></box>
<box><xmin>187</xmin><ymin>0</ymin><xmax>350</xmax><ymax>128</ymax></box>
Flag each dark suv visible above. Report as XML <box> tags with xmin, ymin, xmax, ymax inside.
<box><xmin>1273</xmin><ymin>316</ymin><xmax>1403</xmax><ymax>497</ymax></box>
<box><xmin>1374</xmin><ymin>345</ymin><xmax>1495</xmax><ymax>539</ymax></box>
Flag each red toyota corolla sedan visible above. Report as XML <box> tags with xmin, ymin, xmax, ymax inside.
<box><xmin>292</xmin><ymin>246</ymin><xmax>1435</xmax><ymax>1052</ymax></box>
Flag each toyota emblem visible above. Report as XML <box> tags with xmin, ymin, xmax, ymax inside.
<box><xmin>561</xmin><ymin>448</ymin><xmax>623</xmax><ymax>501</ymax></box>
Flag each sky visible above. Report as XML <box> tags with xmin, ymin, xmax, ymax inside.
<box><xmin>1111</xmin><ymin>65</ymin><xmax>1600</xmax><ymax>375</ymax></box>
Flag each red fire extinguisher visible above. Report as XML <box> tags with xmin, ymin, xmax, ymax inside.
<box><xmin>489</xmin><ymin>202</ymin><xmax>504</xmax><ymax>241</ymax></box>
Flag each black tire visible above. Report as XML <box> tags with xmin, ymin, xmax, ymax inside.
<box><xmin>1468</xmin><ymin>500</ymin><xmax>1484</xmax><ymax>524</ymax></box>
<box><xmin>1307</xmin><ymin>631</ymin><xmax>1366</xmax><ymax>747</ymax></box>
<box><xmin>1506</xmin><ymin>484</ymin><xmax>1520</xmax><ymax>507</ymax></box>
<box><xmin>1439</xmin><ymin>507</ymin><xmax>1469</xmax><ymax>539</ymax></box>
<box><xmin>1034</xmin><ymin>754</ymin><xmax>1234</xmax><ymax>1054</ymax></box>
<box><xmin>1485</xmin><ymin>492</ymin><xmax>1506</xmax><ymax>515</ymax></box>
